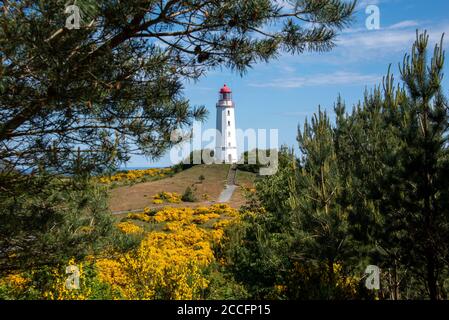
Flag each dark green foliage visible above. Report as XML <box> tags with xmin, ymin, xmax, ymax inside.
<box><xmin>226</xmin><ymin>135</ymin><xmax>362</xmax><ymax>299</ymax></box>
<box><xmin>291</xmin><ymin>108</ymin><xmax>356</xmax><ymax>295</ymax></box>
<box><xmin>378</xmin><ymin>32</ymin><xmax>449</xmax><ymax>300</ymax></box>
<box><xmin>0</xmin><ymin>0</ymin><xmax>355</xmax><ymax>175</ymax></box>
<box><xmin>335</xmin><ymin>32</ymin><xmax>449</xmax><ymax>300</ymax></box>
<box><xmin>0</xmin><ymin>173</ymin><xmax>118</xmax><ymax>275</ymax></box>
<box><xmin>222</xmin><ymin>210</ymin><xmax>293</xmax><ymax>299</ymax></box>
<box><xmin>181</xmin><ymin>185</ymin><xmax>198</xmax><ymax>202</ymax></box>
<box><xmin>203</xmin><ymin>264</ymin><xmax>249</xmax><ymax>300</ymax></box>
<box><xmin>225</xmin><ymin>31</ymin><xmax>449</xmax><ymax>300</ymax></box>
<box><xmin>222</xmin><ymin>149</ymin><xmax>299</xmax><ymax>299</ymax></box>
<box><xmin>237</xmin><ymin>149</ymin><xmax>276</xmax><ymax>174</ymax></box>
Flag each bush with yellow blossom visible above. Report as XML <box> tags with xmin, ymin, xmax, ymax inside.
<box><xmin>116</xmin><ymin>221</ymin><xmax>144</xmax><ymax>235</ymax></box>
<box><xmin>0</xmin><ymin>273</ymin><xmax>31</xmax><ymax>299</ymax></box>
<box><xmin>98</xmin><ymin>168</ymin><xmax>173</xmax><ymax>185</ymax></box>
<box><xmin>96</xmin><ymin>225</ymin><xmax>213</xmax><ymax>299</ymax></box>
<box><xmin>94</xmin><ymin>204</ymin><xmax>240</xmax><ymax>300</ymax></box>
<box><xmin>152</xmin><ymin>191</ymin><xmax>182</xmax><ymax>204</ymax></box>
<box><xmin>0</xmin><ymin>204</ymin><xmax>241</xmax><ymax>300</ymax></box>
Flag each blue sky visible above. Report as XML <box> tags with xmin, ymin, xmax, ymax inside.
<box><xmin>127</xmin><ymin>0</ymin><xmax>449</xmax><ymax>168</ymax></box>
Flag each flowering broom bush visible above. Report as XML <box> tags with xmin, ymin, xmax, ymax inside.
<box><xmin>98</xmin><ymin>168</ymin><xmax>173</xmax><ymax>185</ymax></box>
<box><xmin>96</xmin><ymin>225</ymin><xmax>214</xmax><ymax>299</ymax></box>
<box><xmin>0</xmin><ymin>204</ymin><xmax>241</xmax><ymax>300</ymax></box>
<box><xmin>116</xmin><ymin>222</ymin><xmax>144</xmax><ymax>235</ymax></box>
<box><xmin>94</xmin><ymin>204</ymin><xmax>240</xmax><ymax>299</ymax></box>
<box><xmin>152</xmin><ymin>192</ymin><xmax>182</xmax><ymax>204</ymax></box>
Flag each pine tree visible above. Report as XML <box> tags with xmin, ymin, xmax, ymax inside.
<box><xmin>382</xmin><ymin>32</ymin><xmax>449</xmax><ymax>300</ymax></box>
<box><xmin>291</xmin><ymin>108</ymin><xmax>355</xmax><ymax>298</ymax></box>
<box><xmin>335</xmin><ymin>31</ymin><xmax>449</xmax><ymax>299</ymax></box>
<box><xmin>334</xmin><ymin>87</ymin><xmax>407</xmax><ymax>299</ymax></box>
<box><xmin>0</xmin><ymin>0</ymin><xmax>356</xmax><ymax>174</ymax></box>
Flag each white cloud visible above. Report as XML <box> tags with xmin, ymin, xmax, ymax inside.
<box><xmin>337</xmin><ymin>28</ymin><xmax>415</xmax><ymax>50</ymax></box>
<box><xmin>247</xmin><ymin>20</ymin><xmax>449</xmax><ymax>76</ymax></box>
<box><xmin>343</xmin><ymin>24</ymin><xmax>447</xmax><ymax>47</ymax></box>
<box><xmin>249</xmin><ymin>71</ymin><xmax>381</xmax><ymax>88</ymax></box>
<box><xmin>388</xmin><ymin>20</ymin><xmax>420</xmax><ymax>29</ymax></box>
<box><xmin>329</xmin><ymin>21</ymin><xmax>449</xmax><ymax>63</ymax></box>
<box><xmin>273</xmin><ymin>0</ymin><xmax>295</xmax><ymax>11</ymax></box>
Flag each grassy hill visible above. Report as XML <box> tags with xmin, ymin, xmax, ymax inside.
<box><xmin>108</xmin><ymin>164</ymin><xmax>258</xmax><ymax>213</ymax></box>
<box><xmin>230</xmin><ymin>169</ymin><xmax>258</xmax><ymax>207</ymax></box>
<box><xmin>109</xmin><ymin>164</ymin><xmax>255</xmax><ymax>212</ymax></box>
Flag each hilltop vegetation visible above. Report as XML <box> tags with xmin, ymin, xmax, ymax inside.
<box><xmin>108</xmin><ymin>164</ymin><xmax>232</xmax><ymax>212</ymax></box>
<box><xmin>97</xmin><ymin>168</ymin><xmax>175</xmax><ymax>187</ymax></box>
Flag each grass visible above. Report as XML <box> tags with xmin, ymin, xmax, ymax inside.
<box><xmin>230</xmin><ymin>169</ymin><xmax>258</xmax><ymax>208</ymax></box>
<box><xmin>235</xmin><ymin>169</ymin><xmax>257</xmax><ymax>187</ymax></box>
<box><xmin>109</xmin><ymin>164</ymin><xmax>231</xmax><ymax>212</ymax></box>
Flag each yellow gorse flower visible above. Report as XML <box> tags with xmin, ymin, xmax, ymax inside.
<box><xmin>43</xmin><ymin>258</ymin><xmax>91</xmax><ymax>300</ymax></box>
<box><xmin>127</xmin><ymin>212</ymin><xmax>151</xmax><ymax>222</ymax></box>
<box><xmin>98</xmin><ymin>168</ymin><xmax>173</xmax><ymax>184</ymax></box>
<box><xmin>1</xmin><ymin>204</ymin><xmax>240</xmax><ymax>300</ymax></box>
<box><xmin>116</xmin><ymin>221</ymin><xmax>144</xmax><ymax>234</ymax></box>
<box><xmin>96</xmin><ymin>225</ymin><xmax>214</xmax><ymax>300</ymax></box>
<box><xmin>152</xmin><ymin>191</ymin><xmax>182</xmax><ymax>204</ymax></box>
<box><xmin>95</xmin><ymin>204</ymin><xmax>240</xmax><ymax>299</ymax></box>
<box><xmin>1</xmin><ymin>273</ymin><xmax>29</xmax><ymax>290</ymax></box>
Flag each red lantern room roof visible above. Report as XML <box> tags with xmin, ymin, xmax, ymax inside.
<box><xmin>219</xmin><ymin>84</ymin><xmax>232</xmax><ymax>94</ymax></box>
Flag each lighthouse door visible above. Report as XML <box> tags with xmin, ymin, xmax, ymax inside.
<box><xmin>228</xmin><ymin>154</ymin><xmax>232</xmax><ymax>163</ymax></box>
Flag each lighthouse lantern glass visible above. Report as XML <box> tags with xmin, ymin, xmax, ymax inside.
<box><xmin>221</xmin><ymin>92</ymin><xmax>232</xmax><ymax>100</ymax></box>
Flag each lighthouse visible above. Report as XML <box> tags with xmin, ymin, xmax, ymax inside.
<box><xmin>216</xmin><ymin>84</ymin><xmax>238</xmax><ymax>164</ymax></box>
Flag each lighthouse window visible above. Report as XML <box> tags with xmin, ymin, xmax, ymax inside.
<box><xmin>222</xmin><ymin>93</ymin><xmax>231</xmax><ymax>100</ymax></box>
<box><xmin>227</xmin><ymin>110</ymin><xmax>230</xmax><ymax>116</ymax></box>
<box><xmin>228</xmin><ymin>121</ymin><xmax>230</xmax><ymax>126</ymax></box>
<box><xmin>228</xmin><ymin>143</ymin><xmax>231</xmax><ymax>147</ymax></box>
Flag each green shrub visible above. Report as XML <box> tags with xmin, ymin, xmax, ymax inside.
<box><xmin>181</xmin><ymin>186</ymin><xmax>198</xmax><ymax>202</ymax></box>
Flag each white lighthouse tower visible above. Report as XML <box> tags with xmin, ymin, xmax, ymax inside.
<box><xmin>216</xmin><ymin>84</ymin><xmax>238</xmax><ymax>163</ymax></box>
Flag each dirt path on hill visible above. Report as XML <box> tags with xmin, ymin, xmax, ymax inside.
<box><xmin>217</xmin><ymin>165</ymin><xmax>238</xmax><ymax>203</ymax></box>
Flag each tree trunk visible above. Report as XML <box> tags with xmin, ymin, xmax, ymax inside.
<box><xmin>426</xmin><ymin>251</ymin><xmax>438</xmax><ymax>300</ymax></box>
